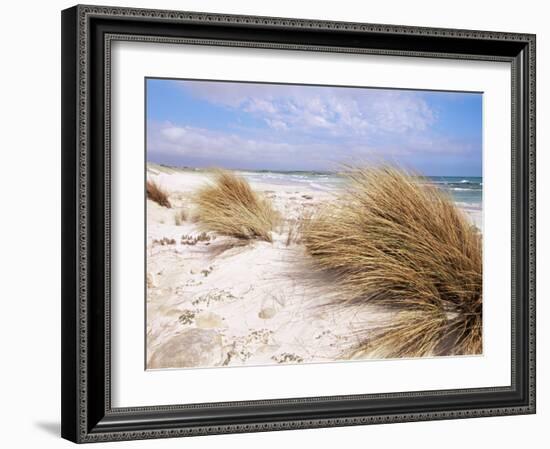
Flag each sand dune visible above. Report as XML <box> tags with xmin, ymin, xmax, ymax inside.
<box><xmin>146</xmin><ymin>165</ymin><xmax>482</xmax><ymax>370</ymax></box>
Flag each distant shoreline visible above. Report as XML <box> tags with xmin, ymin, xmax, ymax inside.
<box><xmin>147</xmin><ymin>162</ymin><xmax>483</xmax><ymax>211</ymax></box>
<box><xmin>147</xmin><ymin>161</ymin><xmax>481</xmax><ymax>178</ymax></box>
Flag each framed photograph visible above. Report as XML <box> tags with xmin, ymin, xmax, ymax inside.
<box><xmin>61</xmin><ymin>4</ymin><xmax>536</xmax><ymax>443</ymax></box>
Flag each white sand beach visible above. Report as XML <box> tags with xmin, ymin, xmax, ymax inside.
<box><xmin>145</xmin><ymin>164</ymin><xmax>483</xmax><ymax>370</ymax></box>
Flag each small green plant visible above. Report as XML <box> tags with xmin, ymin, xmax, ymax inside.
<box><xmin>181</xmin><ymin>232</ymin><xmax>211</xmax><ymax>246</ymax></box>
<box><xmin>153</xmin><ymin>237</ymin><xmax>176</xmax><ymax>246</ymax></box>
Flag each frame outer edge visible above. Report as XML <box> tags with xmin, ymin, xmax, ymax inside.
<box><xmin>77</xmin><ymin>3</ymin><xmax>90</xmax><ymax>443</ymax></box>
<box><xmin>67</xmin><ymin>5</ymin><xmax>536</xmax><ymax>442</ymax></box>
<box><xmin>527</xmin><ymin>34</ymin><xmax>536</xmax><ymax>414</ymax></box>
<box><xmin>76</xmin><ymin>3</ymin><xmax>534</xmax><ymax>41</ymax></box>
<box><xmin>61</xmin><ymin>5</ymin><xmax>80</xmax><ymax>444</ymax></box>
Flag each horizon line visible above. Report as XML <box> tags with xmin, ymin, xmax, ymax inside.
<box><xmin>146</xmin><ymin>162</ymin><xmax>482</xmax><ymax>178</ymax></box>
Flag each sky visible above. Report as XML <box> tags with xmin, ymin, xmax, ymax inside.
<box><xmin>146</xmin><ymin>78</ymin><xmax>482</xmax><ymax>176</ymax></box>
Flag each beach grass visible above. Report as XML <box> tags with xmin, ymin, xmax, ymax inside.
<box><xmin>146</xmin><ymin>179</ymin><xmax>171</xmax><ymax>208</ymax></box>
<box><xmin>302</xmin><ymin>166</ymin><xmax>482</xmax><ymax>358</ymax></box>
<box><xmin>193</xmin><ymin>169</ymin><xmax>280</xmax><ymax>242</ymax></box>
<box><xmin>285</xmin><ymin>211</ymin><xmax>314</xmax><ymax>246</ymax></box>
<box><xmin>174</xmin><ymin>208</ymin><xmax>187</xmax><ymax>225</ymax></box>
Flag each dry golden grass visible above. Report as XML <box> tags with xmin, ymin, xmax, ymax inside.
<box><xmin>193</xmin><ymin>170</ymin><xmax>280</xmax><ymax>242</ymax></box>
<box><xmin>285</xmin><ymin>219</ymin><xmax>301</xmax><ymax>246</ymax></box>
<box><xmin>302</xmin><ymin>166</ymin><xmax>482</xmax><ymax>358</ymax></box>
<box><xmin>146</xmin><ymin>179</ymin><xmax>171</xmax><ymax>208</ymax></box>
<box><xmin>285</xmin><ymin>211</ymin><xmax>314</xmax><ymax>246</ymax></box>
<box><xmin>174</xmin><ymin>208</ymin><xmax>187</xmax><ymax>225</ymax></box>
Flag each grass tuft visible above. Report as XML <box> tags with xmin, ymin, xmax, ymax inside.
<box><xmin>174</xmin><ymin>208</ymin><xmax>187</xmax><ymax>225</ymax></box>
<box><xmin>147</xmin><ymin>179</ymin><xmax>171</xmax><ymax>208</ymax></box>
<box><xmin>285</xmin><ymin>211</ymin><xmax>313</xmax><ymax>246</ymax></box>
<box><xmin>193</xmin><ymin>170</ymin><xmax>280</xmax><ymax>242</ymax></box>
<box><xmin>302</xmin><ymin>166</ymin><xmax>482</xmax><ymax>358</ymax></box>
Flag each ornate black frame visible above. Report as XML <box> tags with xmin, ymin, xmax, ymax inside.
<box><xmin>61</xmin><ymin>4</ymin><xmax>536</xmax><ymax>443</ymax></box>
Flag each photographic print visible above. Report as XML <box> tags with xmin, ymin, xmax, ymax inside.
<box><xmin>145</xmin><ymin>78</ymin><xmax>483</xmax><ymax>370</ymax></box>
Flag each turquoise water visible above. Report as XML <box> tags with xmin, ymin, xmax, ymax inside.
<box><xmin>240</xmin><ymin>170</ymin><xmax>482</xmax><ymax>208</ymax></box>
<box><xmin>427</xmin><ymin>176</ymin><xmax>482</xmax><ymax>208</ymax></box>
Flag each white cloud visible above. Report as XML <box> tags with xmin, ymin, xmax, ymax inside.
<box><xmin>148</xmin><ymin>121</ymin><xmax>366</xmax><ymax>170</ymax></box>
<box><xmin>147</xmin><ymin>119</ymin><xmax>472</xmax><ymax>171</ymax></box>
<box><xmin>176</xmin><ymin>81</ymin><xmax>437</xmax><ymax>138</ymax></box>
<box><xmin>147</xmin><ymin>81</ymin><xmax>480</xmax><ymax>172</ymax></box>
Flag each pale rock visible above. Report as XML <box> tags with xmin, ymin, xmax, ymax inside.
<box><xmin>254</xmin><ymin>344</ymin><xmax>281</xmax><ymax>356</ymax></box>
<box><xmin>258</xmin><ymin>307</ymin><xmax>277</xmax><ymax>319</ymax></box>
<box><xmin>195</xmin><ymin>312</ymin><xmax>224</xmax><ymax>329</ymax></box>
<box><xmin>148</xmin><ymin>329</ymin><xmax>224</xmax><ymax>369</ymax></box>
<box><xmin>147</xmin><ymin>272</ymin><xmax>157</xmax><ymax>288</ymax></box>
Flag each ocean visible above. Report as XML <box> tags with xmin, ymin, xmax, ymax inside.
<box><xmin>239</xmin><ymin>170</ymin><xmax>482</xmax><ymax>209</ymax></box>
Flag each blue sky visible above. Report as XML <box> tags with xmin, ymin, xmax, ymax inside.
<box><xmin>146</xmin><ymin>78</ymin><xmax>482</xmax><ymax>176</ymax></box>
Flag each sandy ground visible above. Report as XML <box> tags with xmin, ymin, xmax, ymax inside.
<box><xmin>145</xmin><ymin>164</ymin><xmax>483</xmax><ymax>370</ymax></box>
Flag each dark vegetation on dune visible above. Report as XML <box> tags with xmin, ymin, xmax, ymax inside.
<box><xmin>147</xmin><ymin>179</ymin><xmax>171</xmax><ymax>208</ymax></box>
